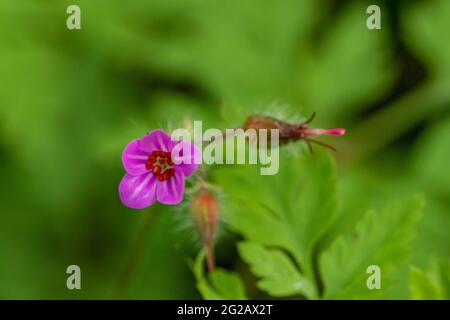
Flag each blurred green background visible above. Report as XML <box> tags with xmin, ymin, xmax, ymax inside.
<box><xmin>0</xmin><ymin>0</ymin><xmax>449</xmax><ymax>299</ymax></box>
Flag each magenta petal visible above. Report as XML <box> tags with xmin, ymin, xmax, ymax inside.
<box><xmin>119</xmin><ymin>173</ymin><xmax>157</xmax><ymax>209</ymax></box>
<box><xmin>140</xmin><ymin>129</ymin><xmax>176</xmax><ymax>153</ymax></box>
<box><xmin>122</xmin><ymin>139</ymin><xmax>150</xmax><ymax>176</ymax></box>
<box><xmin>156</xmin><ymin>170</ymin><xmax>185</xmax><ymax>205</ymax></box>
<box><xmin>172</xmin><ymin>141</ymin><xmax>202</xmax><ymax>177</ymax></box>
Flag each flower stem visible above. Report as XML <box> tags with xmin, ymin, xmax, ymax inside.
<box><xmin>113</xmin><ymin>209</ymin><xmax>160</xmax><ymax>299</ymax></box>
<box><xmin>206</xmin><ymin>242</ymin><xmax>216</xmax><ymax>272</ymax></box>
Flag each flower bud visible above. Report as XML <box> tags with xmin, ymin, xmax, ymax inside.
<box><xmin>192</xmin><ymin>189</ymin><xmax>220</xmax><ymax>271</ymax></box>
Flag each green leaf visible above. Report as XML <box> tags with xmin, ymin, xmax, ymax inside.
<box><xmin>238</xmin><ymin>242</ymin><xmax>316</xmax><ymax>298</ymax></box>
<box><xmin>433</xmin><ymin>258</ymin><xmax>450</xmax><ymax>299</ymax></box>
<box><xmin>320</xmin><ymin>195</ymin><xmax>425</xmax><ymax>299</ymax></box>
<box><xmin>409</xmin><ymin>266</ymin><xmax>443</xmax><ymax>300</ymax></box>
<box><xmin>409</xmin><ymin>258</ymin><xmax>450</xmax><ymax>300</ymax></box>
<box><xmin>192</xmin><ymin>250</ymin><xmax>247</xmax><ymax>300</ymax></box>
<box><xmin>214</xmin><ymin>148</ymin><xmax>337</xmax><ymax>297</ymax></box>
<box><xmin>404</xmin><ymin>0</ymin><xmax>450</xmax><ymax>78</ymax></box>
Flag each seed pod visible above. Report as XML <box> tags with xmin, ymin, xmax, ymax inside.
<box><xmin>243</xmin><ymin>112</ymin><xmax>345</xmax><ymax>152</ymax></box>
<box><xmin>243</xmin><ymin>115</ymin><xmax>301</xmax><ymax>145</ymax></box>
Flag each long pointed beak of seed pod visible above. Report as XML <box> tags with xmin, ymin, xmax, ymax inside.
<box><xmin>302</xmin><ymin>128</ymin><xmax>346</xmax><ymax>136</ymax></box>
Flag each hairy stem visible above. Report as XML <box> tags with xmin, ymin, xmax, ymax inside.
<box><xmin>206</xmin><ymin>243</ymin><xmax>216</xmax><ymax>272</ymax></box>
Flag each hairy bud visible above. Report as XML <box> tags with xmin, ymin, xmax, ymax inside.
<box><xmin>192</xmin><ymin>189</ymin><xmax>220</xmax><ymax>271</ymax></box>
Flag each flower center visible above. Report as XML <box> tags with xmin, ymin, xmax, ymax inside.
<box><xmin>145</xmin><ymin>150</ymin><xmax>175</xmax><ymax>181</ymax></box>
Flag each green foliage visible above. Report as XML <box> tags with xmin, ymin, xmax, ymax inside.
<box><xmin>412</xmin><ymin>117</ymin><xmax>450</xmax><ymax>198</ymax></box>
<box><xmin>205</xmin><ymin>147</ymin><xmax>426</xmax><ymax>299</ymax></box>
<box><xmin>193</xmin><ymin>250</ymin><xmax>247</xmax><ymax>300</ymax></box>
<box><xmin>410</xmin><ymin>267</ymin><xmax>442</xmax><ymax>300</ymax></box>
<box><xmin>298</xmin><ymin>2</ymin><xmax>396</xmax><ymax>124</ymax></box>
<box><xmin>238</xmin><ymin>242</ymin><xmax>316</xmax><ymax>299</ymax></box>
<box><xmin>434</xmin><ymin>259</ymin><xmax>450</xmax><ymax>299</ymax></box>
<box><xmin>213</xmin><ymin>148</ymin><xmax>336</xmax><ymax>296</ymax></box>
<box><xmin>0</xmin><ymin>0</ymin><xmax>448</xmax><ymax>300</ymax></box>
<box><xmin>320</xmin><ymin>195</ymin><xmax>424</xmax><ymax>299</ymax></box>
<box><xmin>410</xmin><ymin>258</ymin><xmax>450</xmax><ymax>300</ymax></box>
<box><xmin>405</xmin><ymin>0</ymin><xmax>450</xmax><ymax>78</ymax></box>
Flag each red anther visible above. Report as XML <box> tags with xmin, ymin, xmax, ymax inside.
<box><xmin>152</xmin><ymin>165</ymin><xmax>161</xmax><ymax>175</ymax></box>
<box><xmin>147</xmin><ymin>150</ymin><xmax>175</xmax><ymax>178</ymax></box>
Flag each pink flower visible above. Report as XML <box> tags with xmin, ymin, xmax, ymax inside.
<box><xmin>119</xmin><ymin>130</ymin><xmax>201</xmax><ymax>209</ymax></box>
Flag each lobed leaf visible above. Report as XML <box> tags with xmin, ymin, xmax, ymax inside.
<box><xmin>238</xmin><ymin>242</ymin><xmax>316</xmax><ymax>298</ymax></box>
<box><xmin>214</xmin><ymin>148</ymin><xmax>337</xmax><ymax>296</ymax></box>
<box><xmin>320</xmin><ymin>195</ymin><xmax>425</xmax><ymax>299</ymax></box>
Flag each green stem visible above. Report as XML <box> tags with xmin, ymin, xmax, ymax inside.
<box><xmin>113</xmin><ymin>209</ymin><xmax>160</xmax><ymax>299</ymax></box>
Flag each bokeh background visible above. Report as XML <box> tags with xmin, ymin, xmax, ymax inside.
<box><xmin>0</xmin><ymin>0</ymin><xmax>449</xmax><ymax>299</ymax></box>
